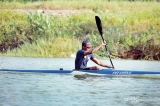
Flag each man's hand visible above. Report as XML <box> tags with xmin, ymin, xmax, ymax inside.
<box><xmin>107</xmin><ymin>65</ymin><xmax>115</xmax><ymax>69</ymax></box>
<box><xmin>101</xmin><ymin>40</ymin><xmax>107</xmax><ymax>46</ymax></box>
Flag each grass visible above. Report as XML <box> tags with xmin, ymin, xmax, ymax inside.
<box><xmin>0</xmin><ymin>0</ymin><xmax>159</xmax><ymax>10</ymax></box>
<box><xmin>0</xmin><ymin>0</ymin><xmax>160</xmax><ymax>60</ymax></box>
<box><xmin>3</xmin><ymin>37</ymin><xmax>80</xmax><ymax>57</ymax></box>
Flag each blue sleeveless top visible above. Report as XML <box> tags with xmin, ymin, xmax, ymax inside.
<box><xmin>75</xmin><ymin>49</ymin><xmax>94</xmax><ymax>69</ymax></box>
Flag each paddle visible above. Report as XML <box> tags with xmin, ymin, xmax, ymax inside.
<box><xmin>95</xmin><ymin>16</ymin><xmax>114</xmax><ymax>68</ymax></box>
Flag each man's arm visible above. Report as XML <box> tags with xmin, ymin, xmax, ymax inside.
<box><xmin>92</xmin><ymin>58</ymin><xmax>113</xmax><ymax>68</ymax></box>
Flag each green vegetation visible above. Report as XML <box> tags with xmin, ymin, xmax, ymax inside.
<box><xmin>0</xmin><ymin>0</ymin><xmax>160</xmax><ymax>60</ymax></box>
<box><xmin>5</xmin><ymin>37</ymin><xmax>80</xmax><ymax>57</ymax></box>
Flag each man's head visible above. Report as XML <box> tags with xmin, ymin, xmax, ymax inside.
<box><xmin>82</xmin><ymin>40</ymin><xmax>92</xmax><ymax>50</ymax></box>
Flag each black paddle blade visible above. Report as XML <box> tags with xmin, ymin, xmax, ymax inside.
<box><xmin>95</xmin><ymin>16</ymin><xmax>115</xmax><ymax>68</ymax></box>
<box><xmin>95</xmin><ymin>16</ymin><xmax>103</xmax><ymax>36</ymax></box>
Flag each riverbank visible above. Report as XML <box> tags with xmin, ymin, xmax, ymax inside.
<box><xmin>0</xmin><ymin>1</ymin><xmax>160</xmax><ymax>60</ymax></box>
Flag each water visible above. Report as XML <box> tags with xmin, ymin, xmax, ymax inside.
<box><xmin>0</xmin><ymin>56</ymin><xmax>160</xmax><ymax>106</ymax></box>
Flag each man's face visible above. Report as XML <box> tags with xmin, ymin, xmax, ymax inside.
<box><xmin>83</xmin><ymin>44</ymin><xmax>92</xmax><ymax>50</ymax></box>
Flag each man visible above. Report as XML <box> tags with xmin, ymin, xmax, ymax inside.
<box><xmin>75</xmin><ymin>40</ymin><xmax>114</xmax><ymax>70</ymax></box>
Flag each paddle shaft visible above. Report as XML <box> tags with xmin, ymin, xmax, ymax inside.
<box><xmin>95</xmin><ymin>16</ymin><xmax>114</xmax><ymax>68</ymax></box>
<box><xmin>101</xmin><ymin>34</ymin><xmax>114</xmax><ymax>68</ymax></box>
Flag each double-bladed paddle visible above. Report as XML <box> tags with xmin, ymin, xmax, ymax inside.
<box><xmin>95</xmin><ymin>16</ymin><xmax>114</xmax><ymax>68</ymax></box>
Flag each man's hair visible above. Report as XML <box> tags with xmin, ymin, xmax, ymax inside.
<box><xmin>82</xmin><ymin>40</ymin><xmax>91</xmax><ymax>47</ymax></box>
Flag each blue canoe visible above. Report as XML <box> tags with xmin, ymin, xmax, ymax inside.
<box><xmin>0</xmin><ymin>69</ymin><xmax>71</xmax><ymax>73</ymax></box>
<box><xmin>0</xmin><ymin>68</ymin><xmax>160</xmax><ymax>75</ymax></box>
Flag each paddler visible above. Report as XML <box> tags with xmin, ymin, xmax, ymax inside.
<box><xmin>75</xmin><ymin>40</ymin><xmax>114</xmax><ymax>70</ymax></box>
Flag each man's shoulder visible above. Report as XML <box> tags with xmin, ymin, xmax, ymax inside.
<box><xmin>76</xmin><ymin>49</ymin><xmax>85</xmax><ymax>56</ymax></box>
<box><xmin>77</xmin><ymin>49</ymin><xmax>85</xmax><ymax>53</ymax></box>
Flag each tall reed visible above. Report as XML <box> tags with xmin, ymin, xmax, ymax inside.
<box><xmin>4</xmin><ymin>37</ymin><xmax>80</xmax><ymax>57</ymax></box>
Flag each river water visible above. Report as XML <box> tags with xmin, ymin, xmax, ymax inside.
<box><xmin>0</xmin><ymin>56</ymin><xmax>160</xmax><ymax>106</ymax></box>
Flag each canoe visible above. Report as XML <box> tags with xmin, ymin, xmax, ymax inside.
<box><xmin>0</xmin><ymin>68</ymin><xmax>160</xmax><ymax>75</ymax></box>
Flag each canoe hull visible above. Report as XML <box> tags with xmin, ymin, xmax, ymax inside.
<box><xmin>72</xmin><ymin>69</ymin><xmax>160</xmax><ymax>78</ymax></box>
<box><xmin>73</xmin><ymin>69</ymin><xmax>160</xmax><ymax>74</ymax></box>
<box><xmin>0</xmin><ymin>68</ymin><xmax>160</xmax><ymax>75</ymax></box>
<box><xmin>0</xmin><ymin>69</ymin><xmax>71</xmax><ymax>73</ymax></box>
